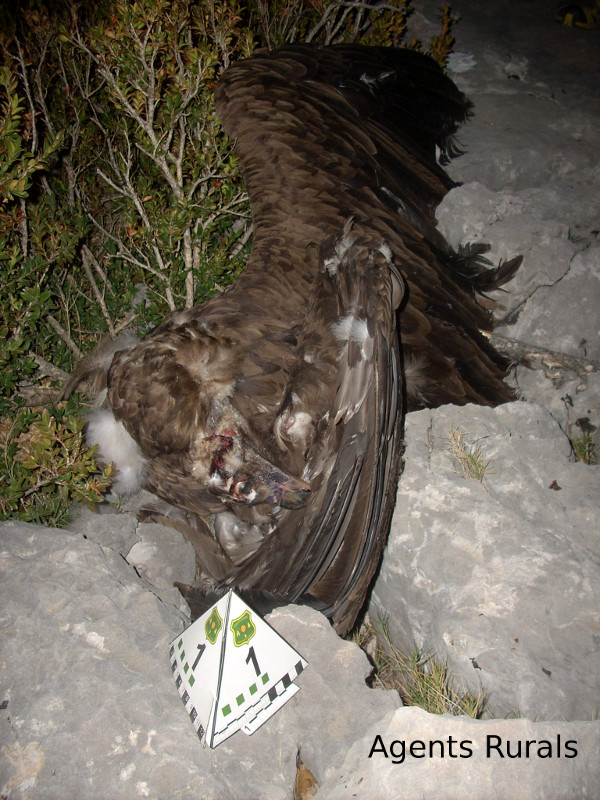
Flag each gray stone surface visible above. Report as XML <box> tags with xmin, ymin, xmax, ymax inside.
<box><xmin>501</xmin><ymin>247</ymin><xmax>600</xmax><ymax>361</ymax></box>
<box><xmin>370</xmin><ymin>402</ymin><xmax>600</xmax><ymax>722</ymax></box>
<box><xmin>3</xmin><ymin>515</ymin><xmax>600</xmax><ymax>800</ymax></box>
<box><xmin>435</xmin><ymin>182</ymin><xmax>577</xmax><ymax>315</ymax></box>
<box><xmin>436</xmin><ymin>180</ymin><xmax>600</xmax><ymax>439</ymax></box>
<box><xmin>0</xmin><ymin>518</ymin><xmax>398</xmax><ymax>800</ymax></box>
<box><xmin>319</xmin><ymin>706</ymin><xmax>600</xmax><ymax>800</ymax></box>
<box><xmin>69</xmin><ymin>504</ymin><xmax>198</xmax><ymax>604</ymax></box>
<box><xmin>436</xmin><ymin>184</ymin><xmax>600</xmax><ymax>367</ymax></box>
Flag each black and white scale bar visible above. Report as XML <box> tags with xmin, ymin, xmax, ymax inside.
<box><xmin>171</xmin><ymin>655</ymin><xmax>206</xmax><ymax>740</ymax></box>
<box><xmin>268</xmin><ymin>659</ymin><xmax>305</xmax><ymax>699</ymax></box>
<box><xmin>213</xmin><ymin>659</ymin><xmax>306</xmax><ymax>740</ymax></box>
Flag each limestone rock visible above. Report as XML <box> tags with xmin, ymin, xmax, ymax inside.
<box><xmin>370</xmin><ymin>402</ymin><xmax>600</xmax><ymax>721</ymax></box>
<box><xmin>436</xmin><ymin>181</ymin><xmax>600</xmax><ymax>434</ymax></box>
<box><xmin>435</xmin><ymin>181</ymin><xmax>576</xmax><ymax>316</ymax></box>
<box><xmin>497</xmin><ymin>247</ymin><xmax>600</xmax><ymax>361</ymax></box>
<box><xmin>319</xmin><ymin>706</ymin><xmax>600</xmax><ymax>800</ymax></box>
<box><xmin>0</xmin><ymin>519</ymin><xmax>397</xmax><ymax>800</ymax></box>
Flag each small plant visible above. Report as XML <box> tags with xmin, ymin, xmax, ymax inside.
<box><xmin>428</xmin><ymin>3</ymin><xmax>455</xmax><ymax>67</ymax></box>
<box><xmin>570</xmin><ymin>418</ymin><xmax>598</xmax><ymax>465</ymax></box>
<box><xmin>561</xmin><ymin>397</ymin><xmax>598</xmax><ymax>465</ymax></box>
<box><xmin>572</xmin><ymin>431</ymin><xmax>598</xmax><ymax>465</ymax></box>
<box><xmin>0</xmin><ymin>405</ymin><xmax>113</xmax><ymax>527</ymax></box>
<box><xmin>372</xmin><ymin>617</ymin><xmax>486</xmax><ymax>718</ymax></box>
<box><xmin>446</xmin><ymin>427</ymin><xmax>492</xmax><ymax>482</ymax></box>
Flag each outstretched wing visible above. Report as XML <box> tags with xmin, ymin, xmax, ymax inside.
<box><xmin>214</xmin><ymin>44</ymin><xmax>518</xmax><ymax>425</ymax></box>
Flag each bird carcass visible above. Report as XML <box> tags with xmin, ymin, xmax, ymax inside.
<box><xmin>69</xmin><ymin>45</ymin><xmax>520</xmax><ymax>636</ymax></box>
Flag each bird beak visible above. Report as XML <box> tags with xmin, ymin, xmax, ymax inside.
<box><xmin>254</xmin><ymin>466</ymin><xmax>311</xmax><ymax>510</ymax></box>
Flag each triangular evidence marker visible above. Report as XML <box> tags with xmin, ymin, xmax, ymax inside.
<box><xmin>169</xmin><ymin>590</ymin><xmax>308</xmax><ymax>748</ymax></box>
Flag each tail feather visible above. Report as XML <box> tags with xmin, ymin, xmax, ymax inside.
<box><xmin>451</xmin><ymin>244</ymin><xmax>523</xmax><ymax>294</ymax></box>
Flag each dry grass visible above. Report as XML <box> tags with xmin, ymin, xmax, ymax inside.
<box><xmin>571</xmin><ymin>430</ymin><xmax>598</xmax><ymax>465</ymax></box>
<box><xmin>364</xmin><ymin>617</ymin><xmax>487</xmax><ymax>719</ymax></box>
<box><xmin>445</xmin><ymin>427</ymin><xmax>492</xmax><ymax>482</ymax></box>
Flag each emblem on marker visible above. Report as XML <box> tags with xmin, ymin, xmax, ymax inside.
<box><xmin>169</xmin><ymin>590</ymin><xmax>308</xmax><ymax>748</ymax></box>
<box><xmin>205</xmin><ymin>607</ymin><xmax>223</xmax><ymax>644</ymax></box>
<box><xmin>230</xmin><ymin>609</ymin><xmax>256</xmax><ymax>646</ymax></box>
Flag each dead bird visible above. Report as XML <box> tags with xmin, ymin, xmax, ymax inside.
<box><xmin>65</xmin><ymin>45</ymin><xmax>520</xmax><ymax>635</ymax></box>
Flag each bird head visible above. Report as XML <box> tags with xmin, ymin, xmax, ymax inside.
<box><xmin>192</xmin><ymin>427</ymin><xmax>311</xmax><ymax>510</ymax></box>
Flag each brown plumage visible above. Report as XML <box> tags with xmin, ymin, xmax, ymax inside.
<box><xmin>69</xmin><ymin>45</ymin><xmax>520</xmax><ymax>635</ymax></box>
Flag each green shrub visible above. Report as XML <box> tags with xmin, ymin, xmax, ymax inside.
<box><xmin>0</xmin><ymin>403</ymin><xmax>113</xmax><ymax>526</ymax></box>
<box><xmin>0</xmin><ymin>1</ymin><xmax>453</xmax><ymax>526</ymax></box>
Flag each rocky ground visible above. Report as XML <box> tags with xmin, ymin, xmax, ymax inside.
<box><xmin>2</xmin><ymin>2</ymin><xmax>599</xmax><ymax>798</ymax></box>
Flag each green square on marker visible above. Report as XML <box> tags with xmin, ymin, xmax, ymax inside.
<box><xmin>189</xmin><ymin>675</ymin><xmax>195</xmax><ymax>687</ymax></box>
<box><xmin>178</xmin><ymin>638</ymin><xmax>183</xmax><ymax>649</ymax></box>
<box><xmin>222</xmin><ymin>704</ymin><xmax>231</xmax><ymax>717</ymax></box>
<box><xmin>183</xmin><ymin>662</ymin><xmax>189</xmax><ymax>674</ymax></box>
<box><xmin>249</xmin><ymin>683</ymin><xmax>257</xmax><ymax>695</ymax></box>
<box><xmin>236</xmin><ymin>693</ymin><xmax>245</xmax><ymax>706</ymax></box>
<box><xmin>262</xmin><ymin>673</ymin><xmax>269</xmax><ymax>685</ymax></box>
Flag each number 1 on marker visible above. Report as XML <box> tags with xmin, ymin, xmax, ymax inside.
<box><xmin>192</xmin><ymin>643</ymin><xmax>206</xmax><ymax>670</ymax></box>
<box><xmin>245</xmin><ymin>646</ymin><xmax>260</xmax><ymax>676</ymax></box>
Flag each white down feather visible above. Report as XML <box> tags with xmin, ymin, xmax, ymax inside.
<box><xmin>86</xmin><ymin>408</ymin><xmax>146</xmax><ymax>495</ymax></box>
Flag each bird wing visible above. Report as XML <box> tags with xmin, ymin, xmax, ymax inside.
<box><xmin>214</xmin><ymin>44</ymin><xmax>518</xmax><ymax>423</ymax></box>
<box><xmin>216</xmin><ymin>227</ymin><xmax>403</xmax><ymax>634</ymax></box>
